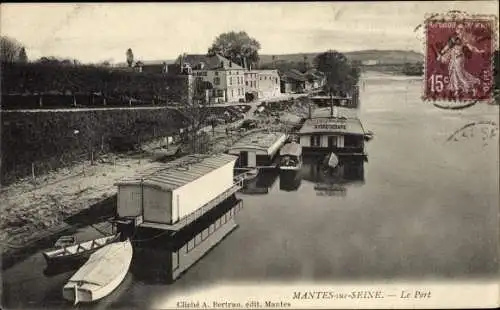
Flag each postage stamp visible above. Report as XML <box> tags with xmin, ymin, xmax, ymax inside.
<box><xmin>423</xmin><ymin>12</ymin><xmax>498</xmax><ymax>104</ymax></box>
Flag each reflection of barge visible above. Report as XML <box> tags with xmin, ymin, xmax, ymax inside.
<box><xmin>131</xmin><ymin>195</ymin><xmax>243</xmax><ymax>283</ymax></box>
<box><xmin>302</xmin><ymin>156</ymin><xmax>365</xmax><ymax>196</ymax></box>
<box><xmin>240</xmin><ymin>169</ymin><xmax>279</xmax><ymax>195</ymax></box>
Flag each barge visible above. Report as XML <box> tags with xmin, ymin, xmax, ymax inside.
<box><xmin>227</xmin><ymin>131</ymin><xmax>287</xmax><ymax>169</ymax></box>
<box><xmin>114</xmin><ymin>153</ymin><xmax>240</xmax><ymax>233</ymax></box>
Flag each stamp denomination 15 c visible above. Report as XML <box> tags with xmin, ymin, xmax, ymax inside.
<box><xmin>423</xmin><ymin>12</ymin><xmax>497</xmax><ymax>104</ymax></box>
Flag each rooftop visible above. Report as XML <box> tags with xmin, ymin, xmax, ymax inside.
<box><xmin>299</xmin><ymin>117</ymin><xmax>365</xmax><ymax>136</ymax></box>
<box><xmin>230</xmin><ymin>131</ymin><xmax>286</xmax><ymax>151</ymax></box>
<box><xmin>281</xmin><ymin>69</ymin><xmax>307</xmax><ymax>82</ymax></box>
<box><xmin>311</xmin><ymin>107</ymin><xmax>358</xmax><ymax>119</ymax></box>
<box><xmin>178</xmin><ymin>54</ymin><xmax>244</xmax><ymax>70</ymax></box>
<box><xmin>280</xmin><ymin>142</ymin><xmax>302</xmax><ymax>156</ymax></box>
<box><xmin>115</xmin><ymin>153</ymin><xmax>237</xmax><ymax>191</ymax></box>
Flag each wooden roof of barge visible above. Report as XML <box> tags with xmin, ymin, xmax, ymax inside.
<box><xmin>115</xmin><ymin>153</ymin><xmax>237</xmax><ymax>191</ymax></box>
<box><xmin>298</xmin><ymin>117</ymin><xmax>365</xmax><ymax>136</ymax></box>
<box><xmin>229</xmin><ymin>131</ymin><xmax>286</xmax><ymax>153</ymax></box>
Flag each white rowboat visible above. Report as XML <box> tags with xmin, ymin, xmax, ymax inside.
<box><xmin>62</xmin><ymin>239</ymin><xmax>133</xmax><ymax>305</ymax></box>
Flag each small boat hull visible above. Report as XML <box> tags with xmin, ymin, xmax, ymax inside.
<box><xmin>43</xmin><ymin>234</ymin><xmax>119</xmax><ymax>266</ymax></box>
<box><xmin>63</xmin><ymin>239</ymin><xmax>133</xmax><ymax>305</ymax></box>
<box><xmin>279</xmin><ymin>162</ymin><xmax>302</xmax><ymax>171</ymax></box>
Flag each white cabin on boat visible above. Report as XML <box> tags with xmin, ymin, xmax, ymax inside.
<box><xmin>114</xmin><ymin>154</ymin><xmax>239</xmax><ymax>232</ymax></box>
<box><xmin>297</xmin><ymin>116</ymin><xmax>366</xmax><ymax>156</ymax></box>
<box><xmin>228</xmin><ymin>131</ymin><xmax>287</xmax><ymax>168</ymax></box>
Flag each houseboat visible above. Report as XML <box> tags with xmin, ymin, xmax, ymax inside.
<box><xmin>130</xmin><ymin>195</ymin><xmax>243</xmax><ymax>283</ymax></box>
<box><xmin>279</xmin><ymin>142</ymin><xmax>302</xmax><ymax>171</ymax></box>
<box><xmin>113</xmin><ymin>153</ymin><xmax>240</xmax><ymax>234</ymax></box>
<box><xmin>227</xmin><ymin>131</ymin><xmax>287</xmax><ymax>169</ymax></box>
<box><xmin>297</xmin><ymin>109</ymin><xmax>367</xmax><ymax>158</ymax></box>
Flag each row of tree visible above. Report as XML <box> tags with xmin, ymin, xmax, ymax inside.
<box><xmin>1</xmin><ymin>36</ymin><xmax>28</xmax><ymax>63</ymax></box>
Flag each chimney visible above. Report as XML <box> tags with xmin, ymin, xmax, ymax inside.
<box><xmin>308</xmin><ymin>104</ymin><xmax>312</xmax><ymax>119</ymax></box>
<box><xmin>229</xmin><ymin>60</ymin><xmax>232</xmax><ymax>68</ymax></box>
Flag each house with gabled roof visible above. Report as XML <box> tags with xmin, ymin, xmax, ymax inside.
<box><xmin>280</xmin><ymin>69</ymin><xmax>307</xmax><ymax>94</ymax></box>
<box><xmin>174</xmin><ymin>54</ymin><xmax>247</xmax><ymax>103</ymax></box>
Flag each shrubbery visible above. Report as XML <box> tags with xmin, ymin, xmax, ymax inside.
<box><xmin>1</xmin><ymin>108</ymin><xmax>186</xmax><ymax>185</ymax></box>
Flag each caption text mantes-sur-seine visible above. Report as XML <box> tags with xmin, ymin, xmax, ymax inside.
<box><xmin>292</xmin><ymin>289</ymin><xmax>432</xmax><ymax>300</ymax></box>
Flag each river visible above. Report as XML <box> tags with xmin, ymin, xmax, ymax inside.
<box><xmin>3</xmin><ymin>71</ymin><xmax>499</xmax><ymax>309</ymax></box>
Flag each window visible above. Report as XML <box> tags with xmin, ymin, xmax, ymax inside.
<box><xmin>217</xmin><ymin>89</ymin><xmax>224</xmax><ymax>97</ymax></box>
<box><xmin>246</xmin><ymin>81</ymin><xmax>248</xmax><ymax>86</ymax></box>
<box><xmin>231</xmin><ymin>89</ymin><xmax>234</xmax><ymax>97</ymax></box>
<box><xmin>172</xmin><ymin>251</ymin><xmax>179</xmax><ymax>270</ymax></box>
<box><xmin>328</xmin><ymin>136</ymin><xmax>338</xmax><ymax>148</ymax></box>
<box><xmin>260</xmin><ymin>77</ymin><xmax>262</xmax><ymax>80</ymax></box>
<box><xmin>229</xmin><ymin>77</ymin><xmax>233</xmax><ymax>86</ymax></box>
<box><xmin>214</xmin><ymin>77</ymin><xmax>220</xmax><ymax>85</ymax></box>
<box><xmin>310</xmin><ymin>135</ymin><xmax>321</xmax><ymax>147</ymax></box>
<box><xmin>187</xmin><ymin>238</ymin><xmax>195</xmax><ymax>252</ymax></box>
<box><xmin>215</xmin><ymin>71</ymin><xmax>219</xmax><ymax>76</ymax></box>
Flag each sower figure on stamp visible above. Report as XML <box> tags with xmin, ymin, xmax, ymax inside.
<box><xmin>436</xmin><ymin>23</ymin><xmax>485</xmax><ymax>97</ymax></box>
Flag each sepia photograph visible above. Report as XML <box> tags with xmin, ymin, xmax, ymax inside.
<box><xmin>1</xmin><ymin>2</ymin><xmax>499</xmax><ymax>309</ymax></box>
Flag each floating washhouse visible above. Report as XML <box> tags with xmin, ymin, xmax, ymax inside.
<box><xmin>297</xmin><ymin>108</ymin><xmax>367</xmax><ymax>157</ymax></box>
<box><xmin>227</xmin><ymin>131</ymin><xmax>287</xmax><ymax>168</ymax></box>
<box><xmin>114</xmin><ymin>154</ymin><xmax>240</xmax><ymax>233</ymax></box>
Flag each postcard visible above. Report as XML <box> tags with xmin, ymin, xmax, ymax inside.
<box><xmin>1</xmin><ymin>1</ymin><xmax>498</xmax><ymax>309</ymax></box>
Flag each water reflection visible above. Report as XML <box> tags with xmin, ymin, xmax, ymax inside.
<box><xmin>279</xmin><ymin>170</ymin><xmax>302</xmax><ymax>192</ymax></box>
<box><xmin>130</xmin><ymin>195</ymin><xmax>243</xmax><ymax>284</ymax></box>
<box><xmin>240</xmin><ymin>169</ymin><xmax>279</xmax><ymax>195</ymax></box>
<box><xmin>302</xmin><ymin>155</ymin><xmax>365</xmax><ymax>196</ymax></box>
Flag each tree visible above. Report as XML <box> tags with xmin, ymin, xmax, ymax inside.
<box><xmin>18</xmin><ymin>47</ymin><xmax>28</xmax><ymax>63</ymax></box>
<box><xmin>1</xmin><ymin>36</ymin><xmax>23</xmax><ymax>62</ymax></box>
<box><xmin>177</xmin><ymin>77</ymin><xmax>215</xmax><ymax>154</ymax></box>
<box><xmin>314</xmin><ymin>50</ymin><xmax>360</xmax><ymax>97</ymax></box>
<box><xmin>126</xmin><ymin>48</ymin><xmax>134</xmax><ymax>67</ymax></box>
<box><xmin>208</xmin><ymin>31</ymin><xmax>261</xmax><ymax>69</ymax></box>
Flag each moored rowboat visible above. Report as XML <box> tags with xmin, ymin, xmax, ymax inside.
<box><xmin>279</xmin><ymin>142</ymin><xmax>302</xmax><ymax>171</ymax></box>
<box><xmin>43</xmin><ymin>234</ymin><xmax>119</xmax><ymax>265</ymax></box>
<box><xmin>63</xmin><ymin>238</ymin><xmax>133</xmax><ymax>305</ymax></box>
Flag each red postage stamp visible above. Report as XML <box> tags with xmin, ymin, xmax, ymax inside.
<box><xmin>423</xmin><ymin>12</ymin><xmax>497</xmax><ymax>103</ymax></box>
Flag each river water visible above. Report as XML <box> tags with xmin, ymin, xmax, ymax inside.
<box><xmin>3</xmin><ymin>71</ymin><xmax>499</xmax><ymax>309</ymax></box>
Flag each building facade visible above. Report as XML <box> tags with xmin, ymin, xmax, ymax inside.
<box><xmin>257</xmin><ymin>70</ymin><xmax>281</xmax><ymax>99</ymax></box>
<box><xmin>176</xmin><ymin>54</ymin><xmax>246</xmax><ymax>103</ymax></box>
<box><xmin>244</xmin><ymin>70</ymin><xmax>259</xmax><ymax>101</ymax></box>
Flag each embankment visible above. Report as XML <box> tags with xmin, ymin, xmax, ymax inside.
<box><xmin>1</xmin><ymin>108</ymin><xmax>186</xmax><ymax>185</ymax></box>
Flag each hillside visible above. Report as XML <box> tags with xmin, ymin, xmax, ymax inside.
<box><xmin>258</xmin><ymin>50</ymin><xmax>424</xmax><ymax>66</ymax></box>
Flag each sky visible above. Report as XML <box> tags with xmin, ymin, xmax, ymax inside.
<box><xmin>1</xmin><ymin>2</ymin><xmax>498</xmax><ymax>64</ymax></box>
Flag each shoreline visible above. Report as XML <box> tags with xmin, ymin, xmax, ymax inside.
<box><xmin>0</xmin><ymin>96</ymin><xmax>306</xmax><ymax>271</ymax></box>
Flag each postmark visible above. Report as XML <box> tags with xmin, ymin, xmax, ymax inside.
<box><xmin>423</xmin><ymin>12</ymin><xmax>497</xmax><ymax>107</ymax></box>
<box><xmin>446</xmin><ymin>120</ymin><xmax>498</xmax><ymax>146</ymax></box>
